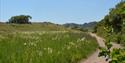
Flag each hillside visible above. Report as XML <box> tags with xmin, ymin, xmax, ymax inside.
<box><xmin>0</xmin><ymin>22</ymin><xmax>76</xmax><ymax>32</ymax></box>
<box><xmin>63</xmin><ymin>22</ymin><xmax>97</xmax><ymax>31</ymax></box>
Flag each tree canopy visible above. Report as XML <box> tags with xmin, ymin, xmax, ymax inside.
<box><xmin>8</xmin><ymin>15</ymin><xmax>32</xmax><ymax>24</ymax></box>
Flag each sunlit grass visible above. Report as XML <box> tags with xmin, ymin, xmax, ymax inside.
<box><xmin>0</xmin><ymin>31</ymin><xmax>98</xmax><ymax>63</ymax></box>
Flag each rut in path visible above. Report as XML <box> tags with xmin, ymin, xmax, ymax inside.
<box><xmin>79</xmin><ymin>33</ymin><xmax>122</xmax><ymax>63</ymax></box>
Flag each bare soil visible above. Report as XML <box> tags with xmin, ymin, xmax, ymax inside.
<box><xmin>79</xmin><ymin>33</ymin><xmax>122</xmax><ymax>63</ymax></box>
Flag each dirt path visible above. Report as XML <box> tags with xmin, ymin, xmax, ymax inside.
<box><xmin>79</xmin><ymin>33</ymin><xmax>122</xmax><ymax>63</ymax></box>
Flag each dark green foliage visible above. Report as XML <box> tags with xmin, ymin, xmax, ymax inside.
<box><xmin>116</xmin><ymin>33</ymin><xmax>122</xmax><ymax>44</ymax></box>
<box><xmin>8</xmin><ymin>15</ymin><xmax>32</xmax><ymax>24</ymax></box>
<box><xmin>98</xmin><ymin>47</ymin><xmax>108</xmax><ymax>57</ymax></box>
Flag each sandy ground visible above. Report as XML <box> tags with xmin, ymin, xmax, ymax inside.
<box><xmin>79</xmin><ymin>33</ymin><xmax>122</xmax><ymax>63</ymax></box>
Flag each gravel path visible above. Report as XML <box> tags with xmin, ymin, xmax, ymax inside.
<box><xmin>79</xmin><ymin>33</ymin><xmax>122</xmax><ymax>63</ymax></box>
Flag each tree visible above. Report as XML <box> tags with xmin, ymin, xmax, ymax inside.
<box><xmin>8</xmin><ymin>15</ymin><xmax>32</xmax><ymax>24</ymax></box>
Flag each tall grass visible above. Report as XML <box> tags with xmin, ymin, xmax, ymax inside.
<box><xmin>0</xmin><ymin>31</ymin><xmax>98</xmax><ymax>63</ymax></box>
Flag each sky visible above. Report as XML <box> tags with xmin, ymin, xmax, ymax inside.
<box><xmin>0</xmin><ymin>0</ymin><xmax>121</xmax><ymax>24</ymax></box>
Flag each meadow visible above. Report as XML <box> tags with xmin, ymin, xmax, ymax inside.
<box><xmin>0</xmin><ymin>30</ymin><xmax>98</xmax><ymax>63</ymax></box>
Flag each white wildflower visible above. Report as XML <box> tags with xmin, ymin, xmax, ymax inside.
<box><xmin>77</xmin><ymin>37</ymin><xmax>86</xmax><ymax>42</ymax></box>
<box><xmin>47</xmin><ymin>47</ymin><xmax>53</xmax><ymax>54</ymax></box>
<box><xmin>67</xmin><ymin>46</ymin><xmax>71</xmax><ymax>50</ymax></box>
<box><xmin>81</xmin><ymin>37</ymin><xmax>85</xmax><ymax>41</ymax></box>
<box><xmin>24</xmin><ymin>43</ymin><xmax>27</xmax><ymax>46</ymax></box>
<box><xmin>69</xmin><ymin>42</ymin><xmax>75</xmax><ymax>45</ymax></box>
<box><xmin>29</xmin><ymin>42</ymin><xmax>37</xmax><ymax>46</ymax></box>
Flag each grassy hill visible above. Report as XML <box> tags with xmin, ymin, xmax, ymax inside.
<box><xmin>0</xmin><ymin>22</ymin><xmax>76</xmax><ymax>32</ymax></box>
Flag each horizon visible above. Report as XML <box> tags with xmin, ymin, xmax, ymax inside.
<box><xmin>0</xmin><ymin>0</ymin><xmax>121</xmax><ymax>24</ymax></box>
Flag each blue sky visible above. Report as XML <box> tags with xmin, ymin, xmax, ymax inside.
<box><xmin>0</xmin><ymin>0</ymin><xmax>120</xmax><ymax>24</ymax></box>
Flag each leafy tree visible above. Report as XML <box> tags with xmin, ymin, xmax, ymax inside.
<box><xmin>8</xmin><ymin>15</ymin><xmax>32</xmax><ymax>24</ymax></box>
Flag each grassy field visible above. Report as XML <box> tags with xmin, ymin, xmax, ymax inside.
<box><xmin>0</xmin><ymin>24</ymin><xmax>98</xmax><ymax>63</ymax></box>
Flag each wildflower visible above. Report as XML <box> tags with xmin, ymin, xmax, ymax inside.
<box><xmin>24</xmin><ymin>43</ymin><xmax>27</xmax><ymax>46</ymax></box>
<box><xmin>67</xmin><ymin>46</ymin><xmax>71</xmax><ymax>50</ymax></box>
<box><xmin>77</xmin><ymin>37</ymin><xmax>85</xmax><ymax>42</ymax></box>
<box><xmin>69</xmin><ymin>42</ymin><xmax>75</xmax><ymax>45</ymax></box>
<box><xmin>29</xmin><ymin>42</ymin><xmax>37</xmax><ymax>46</ymax></box>
<box><xmin>81</xmin><ymin>37</ymin><xmax>85</xmax><ymax>41</ymax></box>
<box><xmin>47</xmin><ymin>47</ymin><xmax>53</xmax><ymax>54</ymax></box>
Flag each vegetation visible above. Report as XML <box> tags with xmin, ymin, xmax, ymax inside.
<box><xmin>98</xmin><ymin>26</ymin><xmax>125</xmax><ymax>63</ymax></box>
<box><xmin>0</xmin><ymin>18</ymin><xmax>99</xmax><ymax>63</ymax></box>
<box><xmin>0</xmin><ymin>23</ymin><xmax>75</xmax><ymax>32</ymax></box>
<box><xmin>0</xmin><ymin>31</ymin><xmax>98</xmax><ymax>63</ymax></box>
<box><xmin>1</xmin><ymin>0</ymin><xmax>124</xmax><ymax>63</ymax></box>
<box><xmin>8</xmin><ymin>15</ymin><xmax>32</xmax><ymax>24</ymax></box>
<box><xmin>95</xmin><ymin>1</ymin><xmax>125</xmax><ymax>63</ymax></box>
<box><xmin>95</xmin><ymin>0</ymin><xmax>125</xmax><ymax>45</ymax></box>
